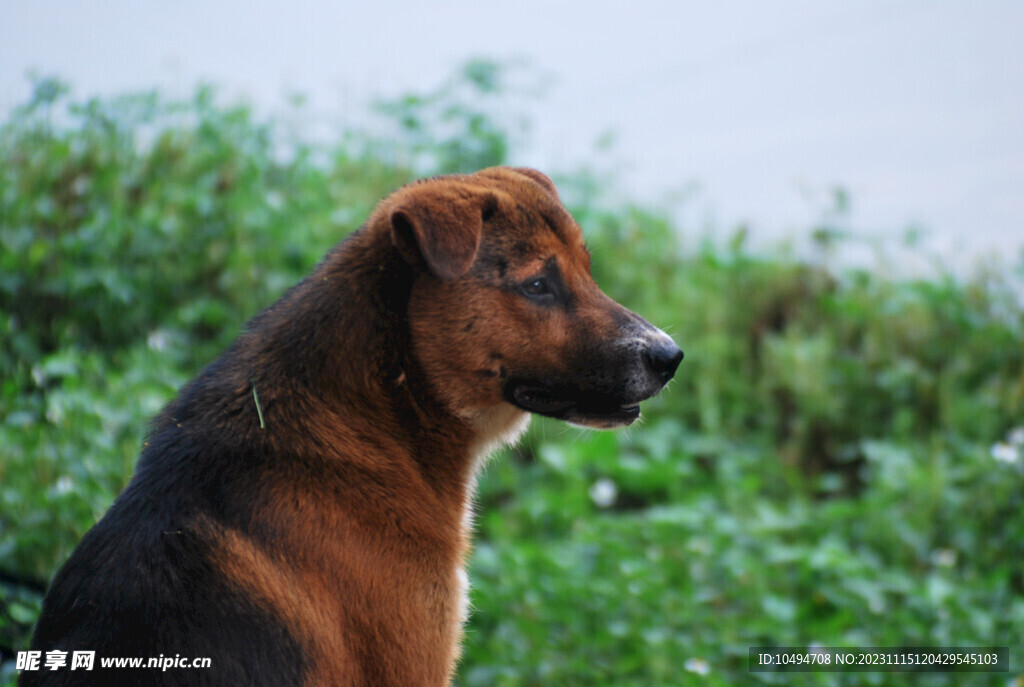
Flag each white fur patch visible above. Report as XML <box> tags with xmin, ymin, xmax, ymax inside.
<box><xmin>455</xmin><ymin>565</ymin><xmax>471</xmax><ymax>624</ymax></box>
<box><xmin>464</xmin><ymin>406</ymin><xmax>530</xmax><ymax>487</ymax></box>
<box><xmin>456</xmin><ymin>406</ymin><xmax>530</xmax><ymax>627</ymax></box>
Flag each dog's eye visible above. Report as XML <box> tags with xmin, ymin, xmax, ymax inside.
<box><xmin>521</xmin><ymin>277</ymin><xmax>553</xmax><ymax>300</ymax></box>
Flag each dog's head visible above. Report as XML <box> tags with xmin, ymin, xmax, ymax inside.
<box><xmin>382</xmin><ymin>167</ymin><xmax>682</xmax><ymax>430</ymax></box>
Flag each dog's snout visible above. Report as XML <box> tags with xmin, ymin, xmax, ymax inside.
<box><xmin>645</xmin><ymin>340</ymin><xmax>684</xmax><ymax>383</ymax></box>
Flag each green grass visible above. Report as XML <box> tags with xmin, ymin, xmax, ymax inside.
<box><xmin>2</xmin><ymin>66</ymin><xmax>1023</xmax><ymax>686</ymax></box>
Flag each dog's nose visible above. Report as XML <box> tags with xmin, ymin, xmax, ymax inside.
<box><xmin>645</xmin><ymin>341</ymin><xmax>684</xmax><ymax>383</ymax></box>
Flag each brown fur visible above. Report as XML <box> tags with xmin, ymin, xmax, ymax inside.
<box><xmin>25</xmin><ymin>167</ymin><xmax>681</xmax><ymax>687</ymax></box>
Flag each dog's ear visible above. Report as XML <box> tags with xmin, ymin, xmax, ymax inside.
<box><xmin>478</xmin><ymin>167</ymin><xmax>561</xmax><ymax>201</ymax></box>
<box><xmin>390</xmin><ymin>189</ymin><xmax>496</xmax><ymax>280</ymax></box>
<box><xmin>509</xmin><ymin>168</ymin><xmax>560</xmax><ymax>200</ymax></box>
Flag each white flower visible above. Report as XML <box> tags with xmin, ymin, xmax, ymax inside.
<box><xmin>588</xmin><ymin>478</ymin><xmax>617</xmax><ymax>508</ymax></box>
<box><xmin>930</xmin><ymin>548</ymin><xmax>957</xmax><ymax>568</ymax></box>
<box><xmin>1008</xmin><ymin>427</ymin><xmax>1024</xmax><ymax>447</ymax></box>
<box><xmin>991</xmin><ymin>442</ymin><xmax>1019</xmax><ymax>464</ymax></box>
<box><xmin>685</xmin><ymin>657</ymin><xmax>711</xmax><ymax>675</ymax></box>
<box><xmin>147</xmin><ymin>329</ymin><xmax>170</xmax><ymax>352</ymax></box>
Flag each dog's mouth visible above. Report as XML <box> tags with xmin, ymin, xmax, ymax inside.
<box><xmin>506</xmin><ymin>381</ymin><xmax>642</xmax><ymax>429</ymax></box>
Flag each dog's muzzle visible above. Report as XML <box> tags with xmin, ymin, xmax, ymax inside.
<box><xmin>505</xmin><ymin>331</ymin><xmax>683</xmax><ymax>429</ymax></box>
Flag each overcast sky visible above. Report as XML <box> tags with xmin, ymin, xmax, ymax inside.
<box><xmin>2</xmin><ymin>1</ymin><xmax>1022</xmax><ymax>270</ymax></box>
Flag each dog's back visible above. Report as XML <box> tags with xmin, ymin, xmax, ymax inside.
<box><xmin>23</xmin><ymin>167</ymin><xmax>682</xmax><ymax>686</ymax></box>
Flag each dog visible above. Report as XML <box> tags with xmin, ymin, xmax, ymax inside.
<box><xmin>22</xmin><ymin>167</ymin><xmax>682</xmax><ymax>686</ymax></box>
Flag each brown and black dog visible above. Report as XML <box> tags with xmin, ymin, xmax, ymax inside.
<box><xmin>23</xmin><ymin>167</ymin><xmax>682</xmax><ymax>686</ymax></box>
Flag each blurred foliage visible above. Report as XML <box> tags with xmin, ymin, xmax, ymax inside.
<box><xmin>374</xmin><ymin>57</ymin><xmax>542</xmax><ymax>175</ymax></box>
<box><xmin>2</xmin><ymin>66</ymin><xmax>1023</xmax><ymax>686</ymax></box>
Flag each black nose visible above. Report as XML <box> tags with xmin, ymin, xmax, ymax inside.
<box><xmin>645</xmin><ymin>341</ymin><xmax>684</xmax><ymax>383</ymax></box>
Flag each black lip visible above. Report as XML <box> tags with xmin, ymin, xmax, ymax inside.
<box><xmin>507</xmin><ymin>381</ymin><xmax>642</xmax><ymax>426</ymax></box>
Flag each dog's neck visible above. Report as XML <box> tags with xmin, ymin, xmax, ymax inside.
<box><xmin>244</xmin><ymin>223</ymin><xmax>523</xmax><ymax>510</ymax></box>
